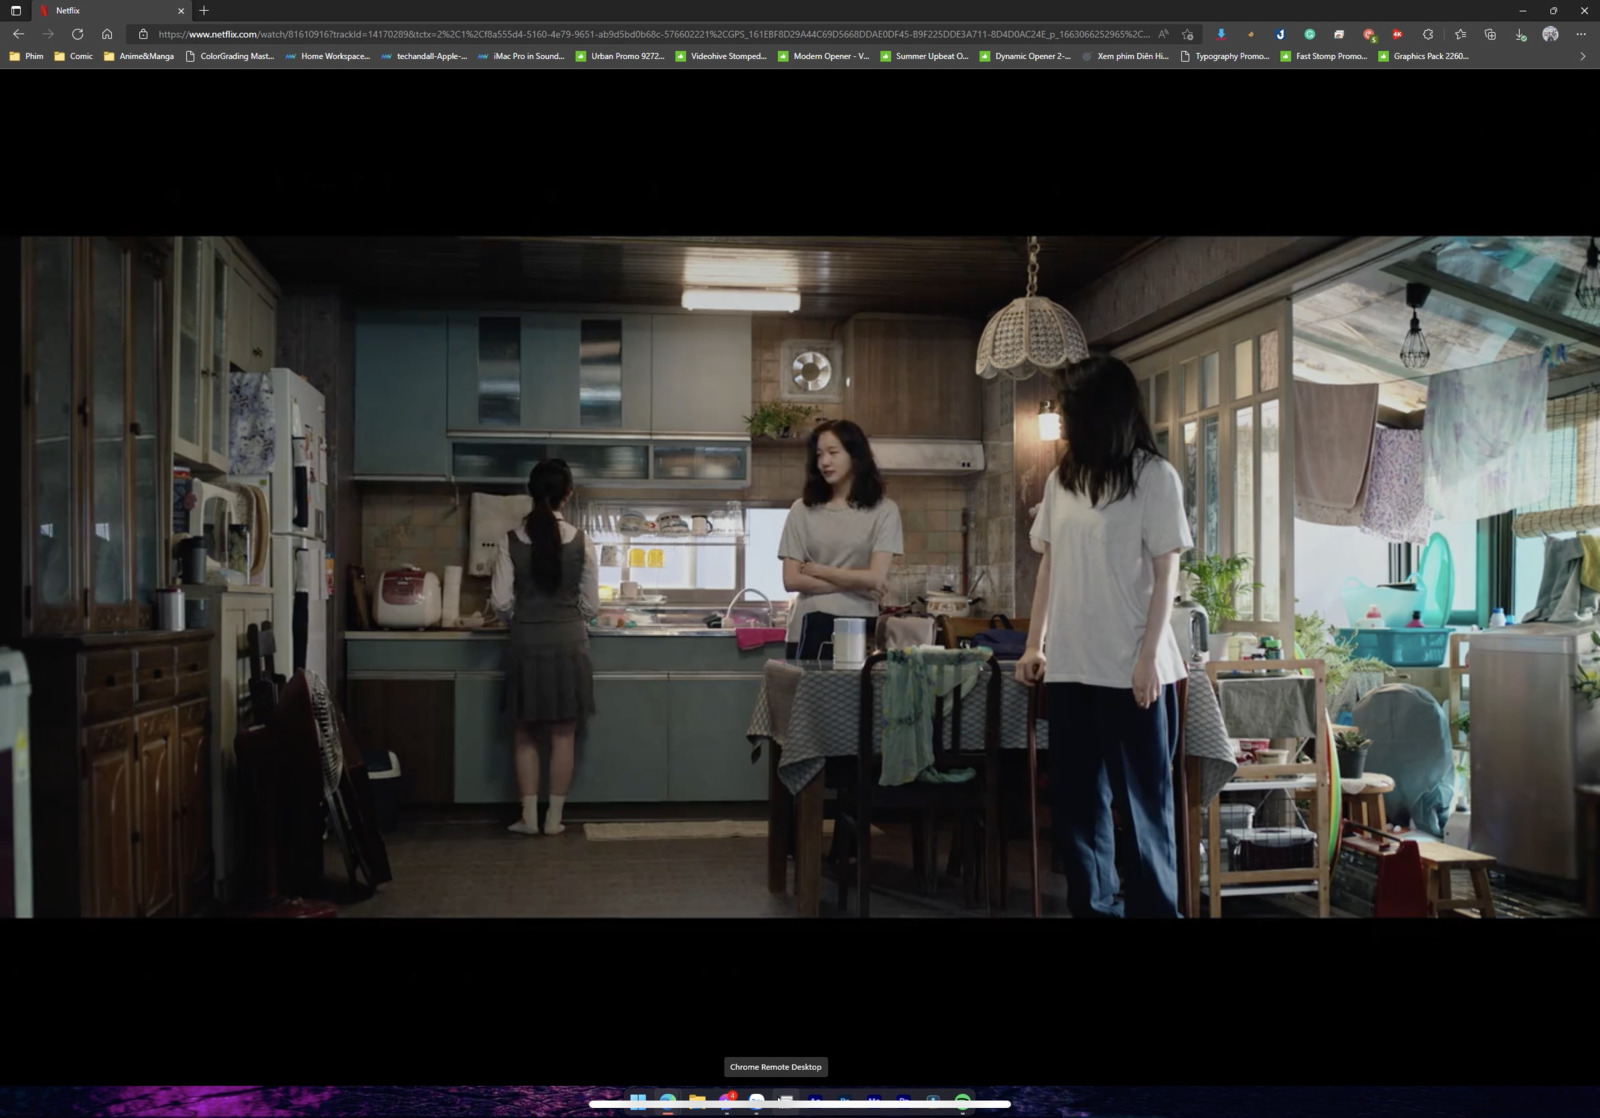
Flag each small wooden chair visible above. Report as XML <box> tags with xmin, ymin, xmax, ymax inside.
<box><xmin>1342</xmin><ymin>773</ymin><xmax>1396</xmax><ymax>833</ymax></box>
<box><xmin>1413</xmin><ymin>841</ymin><xmax>1498</xmax><ymax>918</ymax></box>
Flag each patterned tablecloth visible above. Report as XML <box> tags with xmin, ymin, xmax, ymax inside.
<box><xmin>746</xmin><ymin>659</ymin><xmax>1237</xmax><ymax>804</ymax></box>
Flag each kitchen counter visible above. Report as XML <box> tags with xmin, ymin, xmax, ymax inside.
<box><xmin>346</xmin><ymin>626</ymin><xmax>749</xmax><ymax>639</ymax></box>
<box><xmin>345</xmin><ymin>626</ymin><xmax>784</xmax><ymax>806</ymax></box>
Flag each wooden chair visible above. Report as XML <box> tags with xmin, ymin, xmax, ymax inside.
<box><xmin>831</xmin><ymin>652</ymin><xmax>1003</xmax><ymax>917</ymax></box>
<box><xmin>941</xmin><ymin>614</ymin><xmax>1031</xmax><ymax>650</ymax></box>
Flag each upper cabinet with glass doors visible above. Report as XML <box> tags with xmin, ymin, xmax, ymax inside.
<box><xmin>446</xmin><ymin>312</ymin><xmax>654</xmax><ymax>434</ymax></box>
<box><xmin>23</xmin><ymin>237</ymin><xmax>168</xmax><ymax>634</ymax></box>
<box><xmin>168</xmin><ymin>236</ymin><xmax>279</xmax><ymax>474</ymax></box>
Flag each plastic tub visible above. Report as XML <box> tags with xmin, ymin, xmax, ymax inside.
<box><xmin>1340</xmin><ymin>577</ymin><xmax>1427</xmax><ymax>629</ymax></box>
<box><xmin>1336</xmin><ymin>627</ymin><xmax>1451</xmax><ymax>668</ymax></box>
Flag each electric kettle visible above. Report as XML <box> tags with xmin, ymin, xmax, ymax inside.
<box><xmin>1171</xmin><ymin>599</ymin><xmax>1210</xmax><ymax>661</ymax></box>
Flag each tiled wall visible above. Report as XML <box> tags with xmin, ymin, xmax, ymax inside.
<box><xmin>357</xmin><ymin>314</ymin><xmax>1019</xmax><ymax>617</ymax></box>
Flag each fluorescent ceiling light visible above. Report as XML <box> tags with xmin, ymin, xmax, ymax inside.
<box><xmin>681</xmin><ymin>288</ymin><xmax>800</xmax><ymax>312</ymax></box>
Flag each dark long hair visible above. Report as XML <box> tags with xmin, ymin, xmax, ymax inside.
<box><xmin>803</xmin><ymin>419</ymin><xmax>886</xmax><ymax>509</ymax></box>
<box><xmin>523</xmin><ymin>459</ymin><xmax>575</xmax><ymax>593</ymax></box>
<box><xmin>1055</xmin><ymin>354</ymin><xmax>1161</xmax><ymax>507</ymax></box>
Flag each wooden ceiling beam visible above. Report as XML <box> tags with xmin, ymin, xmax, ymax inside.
<box><xmin>1381</xmin><ymin>259</ymin><xmax>1600</xmax><ymax>349</ymax></box>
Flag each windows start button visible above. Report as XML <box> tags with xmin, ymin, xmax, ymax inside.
<box><xmin>723</xmin><ymin>1058</ymin><xmax>829</xmax><ymax>1077</ymax></box>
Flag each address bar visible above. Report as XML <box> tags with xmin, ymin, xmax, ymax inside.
<box><xmin>140</xmin><ymin>25</ymin><xmax>1192</xmax><ymax>43</ymax></box>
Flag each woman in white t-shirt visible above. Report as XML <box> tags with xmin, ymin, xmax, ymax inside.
<box><xmin>1015</xmin><ymin>355</ymin><xmax>1193</xmax><ymax>918</ymax></box>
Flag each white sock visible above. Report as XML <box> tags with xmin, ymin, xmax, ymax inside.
<box><xmin>508</xmin><ymin>795</ymin><xmax>540</xmax><ymax>835</ymax></box>
<box><xmin>544</xmin><ymin>794</ymin><xmax>566</xmax><ymax>835</ymax></box>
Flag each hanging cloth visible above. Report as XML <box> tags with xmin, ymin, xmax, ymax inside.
<box><xmin>1360</xmin><ymin>426</ymin><xmax>1432</xmax><ymax>544</ymax></box>
<box><xmin>879</xmin><ymin>646</ymin><xmax>990</xmax><ymax>787</ymax></box>
<box><xmin>1294</xmin><ymin>381</ymin><xmax>1380</xmax><ymax>525</ymax></box>
<box><xmin>1422</xmin><ymin>353</ymin><xmax>1550</xmax><ymax>521</ymax></box>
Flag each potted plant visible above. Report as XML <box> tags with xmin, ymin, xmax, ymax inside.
<box><xmin>1179</xmin><ymin>553</ymin><xmax>1263</xmax><ymax>643</ymax></box>
<box><xmin>1335</xmin><ymin>728</ymin><xmax>1373</xmax><ymax>779</ymax></box>
<box><xmin>1294</xmin><ymin>609</ymin><xmax>1391</xmax><ymax>711</ymax></box>
<box><xmin>743</xmin><ymin>401</ymin><xmax>821</xmax><ymax>440</ymax></box>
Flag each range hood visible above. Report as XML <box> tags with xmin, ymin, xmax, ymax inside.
<box><xmin>869</xmin><ymin>438</ymin><xmax>985</xmax><ymax>475</ymax></box>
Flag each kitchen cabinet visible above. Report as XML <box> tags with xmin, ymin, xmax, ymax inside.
<box><xmin>667</xmin><ymin>676</ymin><xmax>768</xmax><ymax>801</ymax></box>
<box><xmin>225</xmin><ymin>251</ymin><xmax>279</xmax><ymax>374</ymax></box>
<box><xmin>353</xmin><ymin>311</ymin><xmax>452</xmax><ymax>477</ymax></box>
<box><xmin>21</xmin><ymin>631</ymin><xmax>214</xmax><ymax>918</ymax></box>
<box><xmin>350</xmin><ymin>675</ymin><xmax>456</xmax><ymax>805</ymax></box>
<box><xmin>22</xmin><ymin>236</ymin><xmax>167</xmax><ymax>635</ymax></box>
<box><xmin>169</xmin><ymin>237</ymin><xmax>240</xmax><ymax>473</ymax></box>
<box><xmin>446</xmin><ymin>312</ymin><xmax>653</xmax><ymax>434</ymax></box>
<box><xmin>845</xmin><ymin>315</ymin><xmax>982</xmax><ymax>440</ymax></box>
<box><xmin>452</xmin><ymin>672</ymin><xmax>508</xmax><ymax>804</ymax></box>
<box><xmin>577</xmin><ymin>676</ymin><xmax>673</xmax><ymax>802</ymax></box>
<box><xmin>649</xmin><ymin>313</ymin><xmax>752</xmax><ymax>436</ymax></box>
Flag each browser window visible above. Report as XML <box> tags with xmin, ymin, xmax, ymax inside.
<box><xmin>2</xmin><ymin>1</ymin><xmax>1592</xmax><ymax>67</ymax></box>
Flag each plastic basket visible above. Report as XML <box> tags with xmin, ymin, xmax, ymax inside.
<box><xmin>1336</xmin><ymin>627</ymin><xmax>1451</xmax><ymax>668</ymax></box>
<box><xmin>1340</xmin><ymin>577</ymin><xmax>1427</xmax><ymax>628</ymax></box>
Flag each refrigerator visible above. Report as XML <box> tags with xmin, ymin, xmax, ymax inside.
<box><xmin>1467</xmin><ymin>622</ymin><xmax>1600</xmax><ymax>883</ymax></box>
<box><xmin>233</xmin><ymin>368</ymin><xmax>329</xmax><ymax>680</ymax></box>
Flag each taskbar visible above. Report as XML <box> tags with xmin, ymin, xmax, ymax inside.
<box><xmin>597</xmin><ymin>1089</ymin><xmax>998</xmax><ymax>1114</ymax></box>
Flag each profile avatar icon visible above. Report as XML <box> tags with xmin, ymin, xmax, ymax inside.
<box><xmin>1544</xmin><ymin>24</ymin><xmax>1559</xmax><ymax>39</ymax></box>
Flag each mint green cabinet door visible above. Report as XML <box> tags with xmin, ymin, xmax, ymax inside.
<box><xmin>667</xmin><ymin>676</ymin><xmax>768</xmax><ymax>802</ymax></box>
<box><xmin>650</xmin><ymin>314</ymin><xmax>752</xmax><ymax>435</ymax></box>
<box><xmin>353</xmin><ymin>311</ymin><xmax>450</xmax><ymax>476</ymax></box>
<box><xmin>453</xmin><ymin>673</ymin><xmax>515</xmax><ymax>803</ymax></box>
<box><xmin>571</xmin><ymin>676</ymin><xmax>673</xmax><ymax>802</ymax></box>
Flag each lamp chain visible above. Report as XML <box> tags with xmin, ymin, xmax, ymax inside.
<box><xmin>1026</xmin><ymin>236</ymin><xmax>1039</xmax><ymax>297</ymax></box>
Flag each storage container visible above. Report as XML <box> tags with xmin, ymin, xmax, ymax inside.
<box><xmin>1340</xmin><ymin>577</ymin><xmax>1427</xmax><ymax>629</ymax></box>
<box><xmin>1336</xmin><ymin>626</ymin><xmax>1452</xmax><ymax>668</ymax></box>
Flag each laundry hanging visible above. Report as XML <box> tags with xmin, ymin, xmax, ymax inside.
<box><xmin>1360</xmin><ymin>426</ymin><xmax>1432</xmax><ymax>544</ymax></box>
<box><xmin>1294</xmin><ymin>380</ymin><xmax>1380</xmax><ymax>526</ymax></box>
<box><xmin>1422</xmin><ymin>352</ymin><xmax>1550</xmax><ymax>522</ymax></box>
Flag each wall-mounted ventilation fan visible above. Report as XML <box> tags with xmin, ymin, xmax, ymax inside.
<box><xmin>779</xmin><ymin>339</ymin><xmax>844</xmax><ymax>402</ymax></box>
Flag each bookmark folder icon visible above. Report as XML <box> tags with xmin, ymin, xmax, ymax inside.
<box><xmin>54</xmin><ymin>50</ymin><xmax>65</xmax><ymax>60</ymax></box>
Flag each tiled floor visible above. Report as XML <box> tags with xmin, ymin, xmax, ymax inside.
<box><xmin>324</xmin><ymin>805</ymin><xmax>1585</xmax><ymax>918</ymax></box>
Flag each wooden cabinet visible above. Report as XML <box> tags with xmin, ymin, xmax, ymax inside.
<box><xmin>22</xmin><ymin>632</ymin><xmax>214</xmax><ymax>918</ymax></box>
<box><xmin>353</xmin><ymin>311</ymin><xmax>452</xmax><ymax>477</ymax></box>
<box><xmin>844</xmin><ymin>315</ymin><xmax>982</xmax><ymax>440</ymax></box>
<box><xmin>22</xmin><ymin>236</ymin><xmax>168</xmax><ymax>635</ymax></box>
<box><xmin>226</xmin><ymin>258</ymin><xmax>278</xmax><ymax>374</ymax></box>
<box><xmin>446</xmin><ymin>311</ymin><xmax>653</xmax><ymax>434</ymax></box>
<box><xmin>170</xmin><ymin>237</ymin><xmax>254</xmax><ymax>473</ymax></box>
<box><xmin>650</xmin><ymin>313</ymin><xmax>752</xmax><ymax>436</ymax></box>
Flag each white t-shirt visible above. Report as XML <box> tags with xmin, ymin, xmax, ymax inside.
<box><xmin>1028</xmin><ymin>453</ymin><xmax>1193</xmax><ymax>689</ymax></box>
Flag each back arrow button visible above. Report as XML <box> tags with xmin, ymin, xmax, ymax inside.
<box><xmin>12</xmin><ymin>28</ymin><xmax>23</xmax><ymax>38</ymax></box>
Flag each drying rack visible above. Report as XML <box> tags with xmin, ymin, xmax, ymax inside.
<box><xmin>1197</xmin><ymin>659</ymin><xmax>1332</xmax><ymax>918</ymax></box>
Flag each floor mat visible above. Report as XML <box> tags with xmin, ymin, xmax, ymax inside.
<box><xmin>583</xmin><ymin>819</ymin><xmax>880</xmax><ymax>841</ymax></box>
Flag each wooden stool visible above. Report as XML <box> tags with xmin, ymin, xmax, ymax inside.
<box><xmin>1413</xmin><ymin>841</ymin><xmax>1498</xmax><ymax>918</ymax></box>
<box><xmin>1342</xmin><ymin>773</ymin><xmax>1395</xmax><ymax>833</ymax></box>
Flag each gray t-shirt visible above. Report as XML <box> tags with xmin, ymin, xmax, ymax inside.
<box><xmin>778</xmin><ymin>497</ymin><xmax>904</xmax><ymax>642</ymax></box>
<box><xmin>1029</xmin><ymin>453</ymin><xmax>1193</xmax><ymax>689</ymax></box>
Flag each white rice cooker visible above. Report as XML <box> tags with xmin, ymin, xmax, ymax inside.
<box><xmin>374</xmin><ymin>566</ymin><xmax>442</xmax><ymax>629</ymax></box>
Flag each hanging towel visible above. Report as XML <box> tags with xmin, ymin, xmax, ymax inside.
<box><xmin>1521</xmin><ymin>536</ymin><xmax>1600</xmax><ymax>622</ymax></box>
<box><xmin>1582</xmin><ymin>536</ymin><xmax>1600</xmax><ymax>593</ymax></box>
<box><xmin>880</xmin><ymin>646</ymin><xmax>991</xmax><ymax>787</ymax></box>
<box><xmin>1360</xmin><ymin>427</ymin><xmax>1432</xmax><ymax>544</ymax></box>
<box><xmin>735</xmin><ymin>627</ymin><xmax>787</xmax><ymax>651</ymax></box>
<box><xmin>1423</xmin><ymin>353</ymin><xmax>1550</xmax><ymax>522</ymax></box>
<box><xmin>1295</xmin><ymin>381</ymin><xmax>1380</xmax><ymax>525</ymax></box>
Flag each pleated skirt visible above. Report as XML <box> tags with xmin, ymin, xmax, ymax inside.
<box><xmin>507</xmin><ymin>619</ymin><xmax>596</xmax><ymax>726</ymax></box>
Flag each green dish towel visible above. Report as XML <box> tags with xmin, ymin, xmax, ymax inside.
<box><xmin>880</xmin><ymin>646</ymin><xmax>993</xmax><ymax>786</ymax></box>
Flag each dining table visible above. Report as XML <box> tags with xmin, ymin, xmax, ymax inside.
<box><xmin>746</xmin><ymin>656</ymin><xmax>1236</xmax><ymax>916</ymax></box>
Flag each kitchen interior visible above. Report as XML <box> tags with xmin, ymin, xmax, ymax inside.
<box><xmin>6</xmin><ymin>234</ymin><xmax>1600</xmax><ymax>920</ymax></box>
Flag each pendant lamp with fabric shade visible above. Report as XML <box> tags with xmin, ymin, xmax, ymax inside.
<box><xmin>976</xmin><ymin>236</ymin><xmax>1090</xmax><ymax>380</ymax></box>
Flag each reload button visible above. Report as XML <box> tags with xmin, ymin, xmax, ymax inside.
<box><xmin>723</xmin><ymin>1057</ymin><xmax>829</xmax><ymax>1077</ymax></box>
